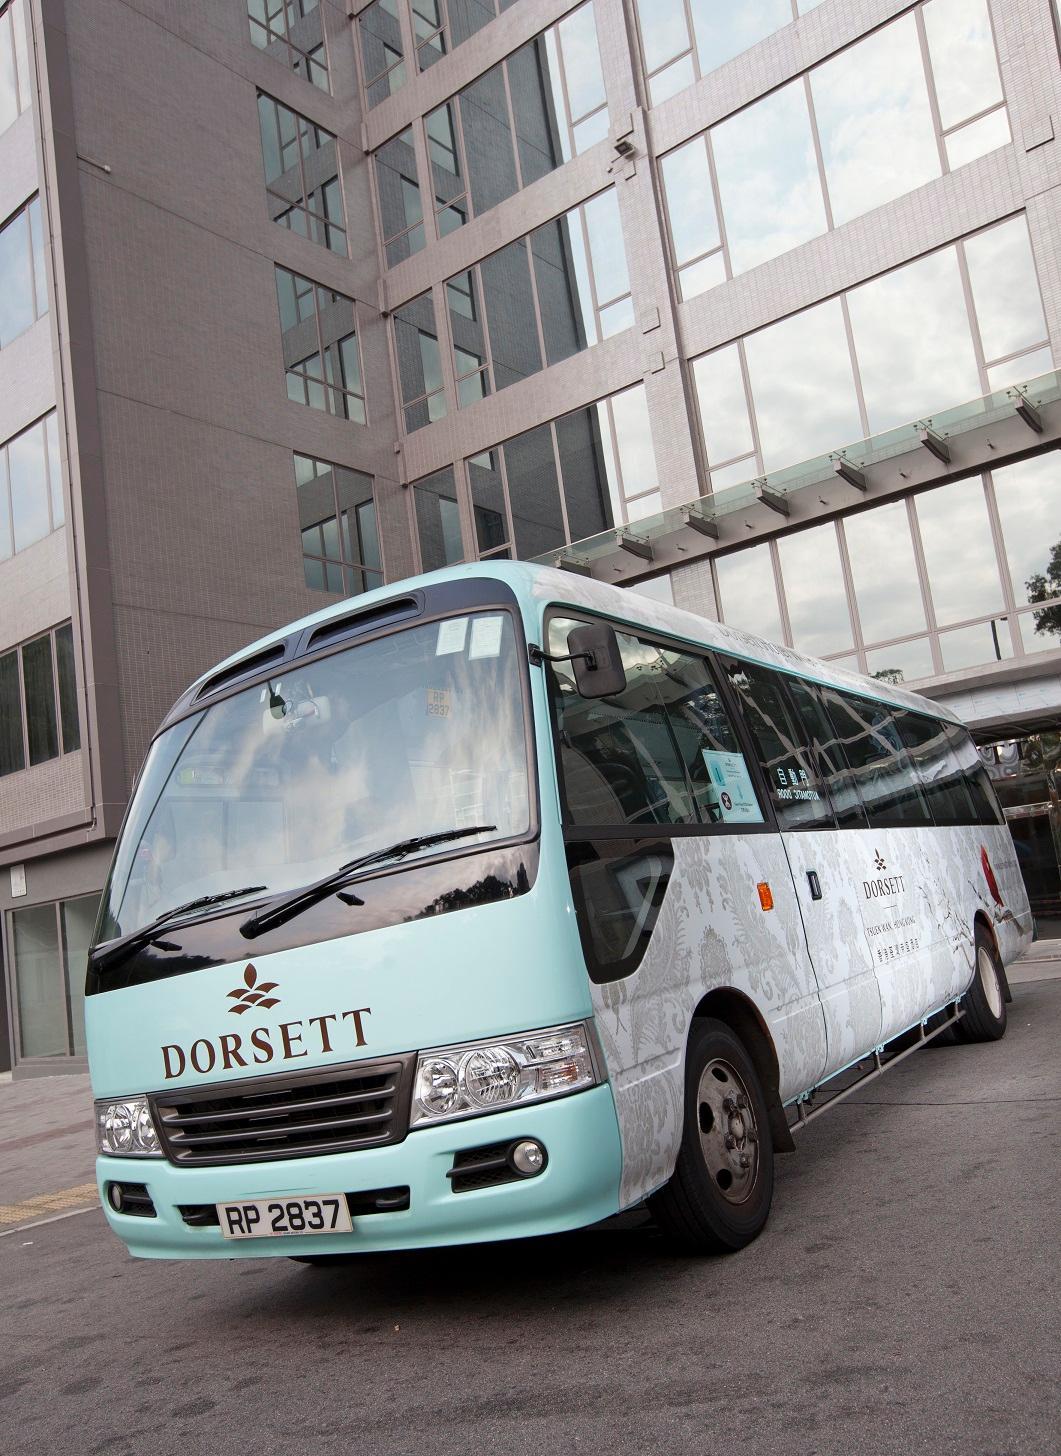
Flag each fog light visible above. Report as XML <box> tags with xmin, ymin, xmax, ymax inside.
<box><xmin>510</xmin><ymin>1140</ymin><xmax>545</xmax><ymax>1177</ymax></box>
<box><xmin>108</xmin><ymin>1183</ymin><xmax>124</xmax><ymax>1213</ymax></box>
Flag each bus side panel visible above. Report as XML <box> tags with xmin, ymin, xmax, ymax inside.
<box><xmin>867</xmin><ymin>824</ymin><xmax>1031</xmax><ymax>1042</ymax></box>
<box><xmin>589</xmin><ymin>834</ymin><xmax>828</xmax><ymax>1212</ymax></box>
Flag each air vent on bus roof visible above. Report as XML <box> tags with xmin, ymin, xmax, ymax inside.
<box><xmin>195</xmin><ymin>642</ymin><xmax>286</xmax><ymax>701</ymax></box>
<box><xmin>303</xmin><ymin>595</ymin><xmax>420</xmax><ymax>653</ymax></box>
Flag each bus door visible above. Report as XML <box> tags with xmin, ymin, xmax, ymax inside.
<box><xmin>720</xmin><ymin>659</ymin><xmax>884</xmax><ymax>1079</ymax></box>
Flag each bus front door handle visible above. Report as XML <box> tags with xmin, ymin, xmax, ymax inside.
<box><xmin>806</xmin><ymin>870</ymin><xmax>823</xmax><ymax>901</ymax></box>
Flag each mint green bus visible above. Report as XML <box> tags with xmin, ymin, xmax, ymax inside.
<box><xmin>87</xmin><ymin>563</ymin><xmax>1028</xmax><ymax>1259</ymax></box>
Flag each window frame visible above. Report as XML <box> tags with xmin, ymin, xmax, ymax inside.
<box><xmin>293</xmin><ymin>451</ymin><xmax>384</xmax><ymax>597</ymax></box>
<box><xmin>0</xmin><ymin>621</ymin><xmax>80</xmax><ymax>780</ymax></box>
<box><xmin>542</xmin><ymin>606</ymin><xmax>778</xmax><ymax>841</ymax></box>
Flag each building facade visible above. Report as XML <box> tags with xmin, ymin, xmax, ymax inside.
<box><xmin>1</xmin><ymin>0</ymin><xmax>1059</xmax><ymax>1073</ymax></box>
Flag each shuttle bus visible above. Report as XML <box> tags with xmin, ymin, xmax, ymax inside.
<box><xmin>87</xmin><ymin>563</ymin><xmax>1029</xmax><ymax>1259</ymax></box>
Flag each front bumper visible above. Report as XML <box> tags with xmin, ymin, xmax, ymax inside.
<box><xmin>96</xmin><ymin>1084</ymin><xmax>623</xmax><ymax>1259</ymax></box>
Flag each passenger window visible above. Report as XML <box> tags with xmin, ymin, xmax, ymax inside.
<box><xmin>822</xmin><ymin>690</ymin><xmax>933</xmax><ymax>828</ymax></box>
<box><xmin>897</xmin><ymin>713</ymin><xmax>978</xmax><ymax>826</ymax></box>
<box><xmin>547</xmin><ymin>617</ymin><xmax>765</xmax><ymax>829</ymax></box>
<box><xmin>947</xmin><ymin>724</ymin><xmax>1005</xmax><ymax>826</ymax></box>
<box><xmin>721</xmin><ymin>660</ymin><xmax>834</xmax><ymax>830</ymax></box>
<box><xmin>786</xmin><ymin>677</ymin><xmax>868</xmax><ymax>828</ymax></box>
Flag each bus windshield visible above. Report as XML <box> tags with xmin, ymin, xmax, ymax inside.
<box><xmin>96</xmin><ymin>610</ymin><xmax>532</xmax><ymax>944</ymax></box>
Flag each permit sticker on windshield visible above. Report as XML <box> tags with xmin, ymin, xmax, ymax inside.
<box><xmin>469</xmin><ymin>615</ymin><xmax>503</xmax><ymax>660</ymax></box>
<box><xmin>436</xmin><ymin>617</ymin><xmax>468</xmax><ymax>656</ymax></box>
<box><xmin>700</xmin><ymin>750</ymin><xmax>764</xmax><ymax>824</ymax></box>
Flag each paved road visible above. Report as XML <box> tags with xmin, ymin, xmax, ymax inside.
<box><xmin>2</xmin><ymin>977</ymin><xmax>1059</xmax><ymax>1456</ymax></box>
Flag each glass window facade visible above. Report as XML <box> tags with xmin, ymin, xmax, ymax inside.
<box><xmin>0</xmin><ymin>622</ymin><xmax>80</xmax><ymax>778</ymax></box>
<box><xmin>374</xmin><ymin>126</ymin><xmax>425</xmax><ymax>266</ymax></box>
<box><xmin>660</xmin><ymin>2</ymin><xmax>1009</xmax><ymax>298</ymax></box>
<box><xmin>421</xmin><ymin>1</ymin><xmax>606</xmax><ymax>238</ymax></box>
<box><xmin>248</xmin><ymin>0</ymin><xmax>329</xmax><ymax>91</ymax></box>
<box><xmin>636</xmin><ymin>0</ymin><xmax>809</xmax><ymax>106</ymax></box>
<box><xmin>411</xmin><ymin>0</ymin><xmax>515</xmax><ymax>73</ymax></box>
<box><xmin>712</xmin><ymin>452</ymin><xmax>1061</xmax><ymax>682</ymax></box>
<box><xmin>0</xmin><ymin>0</ymin><xmax>29</xmax><ymax>136</ymax></box>
<box><xmin>274</xmin><ymin>266</ymin><xmax>366</xmax><ymax>422</ymax></box>
<box><xmin>294</xmin><ymin>453</ymin><xmax>382</xmax><ymax>596</ymax></box>
<box><xmin>0</xmin><ymin>195</ymin><xmax>48</xmax><ymax>349</ymax></box>
<box><xmin>10</xmin><ymin>893</ymin><xmax>99</xmax><ymax>1059</ymax></box>
<box><xmin>392</xmin><ymin>291</ymin><xmax>447</xmax><ymax>431</ymax></box>
<box><xmin>358</xmin><ymin>0</ymin><xmax>406</xmax><ymax>107</ymax></box>
<box><xmin>1</xmin><ymin>412</ymin><xmax>63</xmax><ymax>562</ymax></box>
<box><xmin>445</xmin><ymin>188</ymin><xmax>632</xmax><ymax>407</ymax></box>
<box><xmin>257</xmin><ymin>93</ymin><xmax>346</xmax><ymax>254</ymax></box>
<box><xmin>692</xmin><ymin>216</ymin><xmax>1051</xmax><ymax>485</ymax></box>
<box><xmin>412</xmin><ymin>382</ymin><xmax>659</xmax><ymax>568</ymax></box>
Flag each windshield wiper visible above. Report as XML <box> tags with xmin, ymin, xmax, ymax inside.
<box><xmin>92</xmin><ymin>886</ymin><xmax>269</xmax><ymax>973</ymax></box>
<box><xmin>239</xmin><ymin>826</ymin><xmax>497</xmax><ymax>940</ymax></box>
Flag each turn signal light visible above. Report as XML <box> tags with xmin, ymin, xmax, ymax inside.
<box><xmin>757</xmin><ymin>881</ymin><xmax>774</xmax><ymax>911</ymax></box>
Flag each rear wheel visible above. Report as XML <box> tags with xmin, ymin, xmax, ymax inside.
<box><xmin>954</xmin><ymin>925</ymin><xmax>1007</xmax><ymax>1043</ymax></box>
<box><xmin>649</xmin><ymin>1018</ymin><xmax>774</xmax><ymax>1254</ymax></box>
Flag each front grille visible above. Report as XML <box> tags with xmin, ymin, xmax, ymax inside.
<box><xmin>149</xmin><ymin>1056</ymin><xmax>415</xmax><ymax>1167</ymax></box>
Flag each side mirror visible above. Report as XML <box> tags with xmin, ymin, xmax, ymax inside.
<box><xmin>568</xmin><ymin>624</ymin><xmax>627</xmax><ymax>700</ymax></box>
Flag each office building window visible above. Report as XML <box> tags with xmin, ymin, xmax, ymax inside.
<box><xmin>0</xmin><ymin>195</ymin><xmax>47</xmax><ymax>348</ymax></box>
<box><xmin>712</xmin><ymin>452</ymin><xmax>1061</xmax><ymax>680</ymax></box>
<box><xmin>413</xmin><ymin>466</ymin><xmax>464</xmax><ymax>570</ymax></box>
<box><xmin>1</xmin><ymin>411</ymin><xmax>62</xmax><ymax>561</ymax></box>
<box><xmin>445</xmin><ymin>188</ymin><xmax>632</xmax><ymax>406</ymax></box>
<box><xmin>10</xmin><ymin>893</ymin><xmax>99</xmax><ymax>1060</ymax></box>
<box><xmin>392</xmin><ymin>292</ymin><xmax>447</xmax><ymax>432</ymax></box>
<box><xmin>423</xmin><ymin>382</ymin><xmax>660</xmax><ymax>566</ymax></box>
<box><xmin>691</xmin><ymin>216</ymin><xmax>1050</xmax><ymax>488</ymax></box>
<box><xmin>359</xmin><ymin>0</ymin><xmax>406</xmax><ymax>107</ymax></box>
<box><xmin>422</xmin><ymin>1</ymin><xmax>606</xmax><ymax>237</ymax></box>
<box><xmin>248</xmin><ymin>0</ymin><xmax>329</xmax><ymax>91</ymax></box>
<box><xmin>257</xmin><ymin>94</ymin><xmax>346</xmax><ymax>254</ymax></box>
<box><xmin>0</xmin><ymin>0</ymin><xmax>29</xmax><ymax>136</ymax></box>
<box><xmin>0</xmin><ymin>621</ymin><xmax>80</xmax><ymax>778</ymax></box>
<box><xmin>374</xmin><ymin>127</ymin><xmax>425</xmax><ymax>265</ymax></box>
<box><xmin>294</xmin><ymin>453</ymin><xmax>382</xmax><ymax>596</ymax></box>
<box><xmin>412</xmin><ymin>0</ymin><xmax>516</xmax><ymax>72</ymax></box>
<box><xmin>635</xmin><ymin>0</ymin><xmax>819</xmax><ymax>105</ymax></box>
<box><xmin>274</xmin><ymin>266</ymin><xmax>366</xmax><ymax>422</ymax></box>
<box><xmin>660</xmin><ymin>1</ymin><xmax>1009</xmax><ymax>296</ymax></box>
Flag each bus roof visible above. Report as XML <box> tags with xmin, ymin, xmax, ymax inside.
<box><xmin>185</xmin><ymin>561</ymin><xmax>962</xmax><ymax>727</ymax></box>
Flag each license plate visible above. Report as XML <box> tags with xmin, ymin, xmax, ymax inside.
<box><xmin>217</xmin><ymin>1194</ymin><xmax>352</xmax><ymax>1239</ymax></box>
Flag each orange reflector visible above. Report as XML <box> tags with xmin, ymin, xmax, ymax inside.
<box><xmin>757</xmin><ymin>881</ymin><xmax>774</xmax><ymax>911</ymax></box>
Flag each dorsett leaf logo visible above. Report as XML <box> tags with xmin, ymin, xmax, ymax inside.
<box><xmin>227</xmin><ymin>963</ymin><xmax>280</xmax><ymax>1015</ymax></box>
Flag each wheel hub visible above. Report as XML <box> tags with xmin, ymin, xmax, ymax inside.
<box><xmin>696</xmin><ymin>1058</ymin><xmax>760</xmax><ymax>1205</ymax></box>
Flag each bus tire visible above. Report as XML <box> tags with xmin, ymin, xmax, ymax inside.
<box><xmin>954</xmin><ymin>925</ymin><xmax>1007</xmax><ymax>1043</ymax></box>
<box><xmin>649</xmin><ymin>1017</ymin><xmax>774</xmax><ymax>1255</ymax></box>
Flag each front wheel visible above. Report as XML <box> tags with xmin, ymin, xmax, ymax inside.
<box><xmin>649</xmin><ymin>1018</ymin><xmax>774</xmax><ymax>1254</ymax></box>
<box><xmin>954</xmin><ymin>926</ymin><xmax>1007</xmax><ymax>1043</ymax></box>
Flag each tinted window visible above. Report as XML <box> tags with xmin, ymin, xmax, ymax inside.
<box><xmin>786</xmin><ymin>677</ymin><xmax>867</xmax><ymax>828</ymax></box>
<box><xmin>948</xmin><ymin>723</ymin><xmax>1005</xmax><ymax>826</ymax></box>
<box><xmin>548</xmin><ymin>618</ymin><xmax>765</xmax><ymax>830</ymax></box>
<box><xmin>822</xmin><ymin>690</ymin><xmax>932</xmax><ymax>828</ymax></box>
<box><xmin>897</xmin><ymin>712</ymin><xmax>978</xmax><ymax>826</ymax></box>
<box><xmin>722</xmin><ymin>660</ymin><xmax>834</xmax><ymax>830</ymax></box>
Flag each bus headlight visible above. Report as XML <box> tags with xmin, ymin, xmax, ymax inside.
<box><xmin>95</xmin><ymin>1096</ymin><xmax>163</xmax><ymax>1157</ymax></box>
<box><xmin>411</xmin><ymin>1022</ymin><xmax>599</xmax><ymax>1128</ymax></box>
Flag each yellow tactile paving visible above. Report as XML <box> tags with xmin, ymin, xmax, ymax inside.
<box><xmin>0</xmin><ymin>1182</ymin><xmax>99</xmax><ymax>1228</ymax></box>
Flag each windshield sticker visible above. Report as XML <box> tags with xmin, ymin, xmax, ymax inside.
<box><xmin>436</xmin><ymin>617</ymin><xmax>468</xmax><ymax>655</ymax></box>
<box><xmin>700</xmin><ymin>749</ymin><xmax>764</xmax><ymax>824</ymax></box>
<box><xmin>427</xmin><ymin>688</ymin><xmax>451</xmax><ymax>718</ymax></box>
<box><xmin>469</xmin><ymin>615</ymin><xmax>503</xmax><ymax>660</ymax></box>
